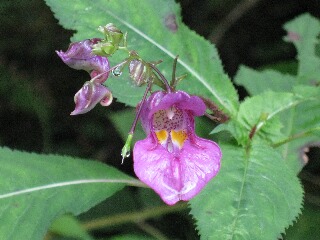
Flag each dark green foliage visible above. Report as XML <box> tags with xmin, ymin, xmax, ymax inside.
<box><xmin>0</xmin><ymin>0</ymin><xmax>319</xmax><ymax>239</ymax></box>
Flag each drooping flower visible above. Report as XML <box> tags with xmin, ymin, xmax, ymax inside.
<box><xmin>71</xmin><ymin>81</ymin><xmax>113</xmax><ymax>115</ymax></box>
<box><xmin>56</xmin><ymin>39</ymin><xmax>112</xmax><ymax>115</ymax></box>
<box><xmin>133</xmin><ymin>90</ymin><xmax>222</xmax><ymax>205</ymax></box>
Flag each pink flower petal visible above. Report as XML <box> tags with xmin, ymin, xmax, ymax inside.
<box><xmin>133</xmin><ymin>136</ymin><xmax>221</xmax><ymax>205</ymax></box>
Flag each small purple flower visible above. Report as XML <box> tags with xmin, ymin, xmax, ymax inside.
<box><xmin>133</xmin><ymin>90</ymin><xmax>222</xmax><ymax>205</ymax></box>
<box><xmin>56</xmin><ymin>39</ymin><xmax>112</xmax><ymax>114</ymax></box>
<box><xmin>71</xmin><ymin>81</ymin><xmax>113</xmax><ymax>115</ymax></box>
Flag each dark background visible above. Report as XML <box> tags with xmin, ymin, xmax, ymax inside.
<box><xmin>0</xmin><ymin>0</ymin><xmax>319</xmax><ymax>239</ymax></box>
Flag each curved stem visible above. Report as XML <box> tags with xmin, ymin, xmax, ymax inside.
<box><xmin>128</xmin><ymin>81</ymin><xmax>152</xmax><ymax>135</ymax></box>
<box><xmin>272</xmin><ymin>127</ymin><xmax>320</xmax><ymax>148</ymax></box>
<box><xmin>149</xmin><ymin>63</ymin><xmax>172</xmax><ymax>93</ymax></box>
<box><xmin>135</xmin><ymin>221</ymin><xmax>169</xmax><ymax>240</ymax></box>
<box><xmin>121</xmin><ymin>81</ymin><xmax>153</xmax><ymax>162</ymax></box>
<box><xmin>82</xmin><ymin>202</ymin><xmax>188</xmax><ymax>230</ymax></box>
<box><xmin>170</xmin><ymin>55</ymin><xmax>179</xmax><ymax>89</ymax></box>
<box><xmin>90</xmin><ymin>60</ymin><xmax>128</xmax><ymax>84</ymax></box>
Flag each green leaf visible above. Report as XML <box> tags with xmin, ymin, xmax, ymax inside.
<box><xmin>50</xmin><ymin>214</ymin><xmax>94</xmax><ymax>240</ymax></box>
<box><xmin>234</xmin><ymin>66</ymin><xmax>296</xmax><ymax>95</ymax></box>
<box><xmin>224</xmin><ymin>91</ymin><xmax>301</xmax><ymax>145</ymax></box>
<box><xmin>233</xmin><ymin>67</ymin><xmax>320</xmax><ymax>171</ymax></box>
<box><xmin>236</xmin><ymin>14</ymin><xmax>320</xmax><ymax>94</ymax></box>
<box><xmin>45</xmin><ymin>0</ymin><xmax>239</xmax><ymax>116</ymax></box>
<box><xmin>238</xmin><ymin>92</ymin><xmax>297</xmax><ymax>136</ymax></box>
<box><xmin>283</xmin><ymin>13</ymin><xmax>320</xmax><ymax>82</ymax></box>
<box><xmin>189</xmin><ymin>142</ymin><xmax>303</xmax><ymax>240</ymax></box>
<box><xmin>233</xmin><ymin>15</ymin><xmax>320</xmax><ymax>171</ymax></box>
<box><xmin>0</xmin><ymin>147</ymin><xmax>140</xmax><ymax>240</ymax></box>
<box><xmin>276</xmin><ymin>86</ymin><xmax>320</xmax><ymax>173</ymax></box>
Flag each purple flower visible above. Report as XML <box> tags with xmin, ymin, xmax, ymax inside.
<box><xmin>133</xmin><ymin>90</ymin><xmax>222</xmax><ymax>205</ymax></box>
<box><xmin>56</xmin><ymin>39</ymin><xmax>112</xmax><ymax>114</ymax></box>
<box><xmin>71</xmin><ymin>81</ymin><xmax>113</xmax><ymax>115</ymax></box>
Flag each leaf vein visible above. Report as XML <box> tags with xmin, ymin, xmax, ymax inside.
<box><xmin>0</xmin><ymin>179</ymin><xmax>144</xmax><ymax>199</ymax></box>
<box><xmin>100</xmin><ymin>7</ymin><xmax>227</xmax><ymax>110</ymax></box>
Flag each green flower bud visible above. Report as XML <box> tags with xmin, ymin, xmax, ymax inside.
<box><xmin>121</xmin><ymin>133</ymin><xmax>133</xmax><ymax>163</ymax></box>
<box><xmin>92</xmin><ymin>42</ymin><xmax>117</xmax><ymax>56</ymax></box>
<box><xmin>98</xmin><ymin>23</ymin><xmax>124</xmax><ymax>46</ymax></box>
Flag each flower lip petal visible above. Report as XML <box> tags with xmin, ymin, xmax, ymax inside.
<box><xmin>133</xmin><ymin>135</ymin><xmax>221</xmax><ymax>205</ymax></box>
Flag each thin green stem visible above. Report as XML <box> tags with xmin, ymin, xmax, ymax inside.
<box><xmin>82</xmin><ymin>202</ymin><xmax>188</xmax><ymax>230</ymax></box>
<box><xmin>128</xmin><ymin>81</ymin><xmax>152</xmax><ymax>134</ymax></box>
<box><xmin>170</xmin><ymin>55</ymin><xmax>179</xmax><ymax>89</ymax></box>
<box><xmin>135</xmin><ymin>221</ymin><xmax>169</xmax><ymax>240</ymax></box>
<box><xmin>121</xmin><ymin>80</ymin><xmax>153</xmax><ymax>161</ymax></box>
<box><xmin>272</xmin><ymin>127</ymin><xmax>320</xmax><ymax>148</ymax></box>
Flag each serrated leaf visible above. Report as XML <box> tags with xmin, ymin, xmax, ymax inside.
<box><xmin>45</xmin><ymin>0</ymin><xmax>239</xmax><ymax>116</ymax></box>
<box><xmin>227</xmin><ymin>92</ymin><xmax>300</xmax><ymax>145</ymax></box>
<box><xmin>238</xmin><ymin>92</ymin><xmax>297</xmax><ymax>133</ymax></box>
<box><xmin>189</xmin><ymin>142</ymin><xmax>303</xmax><ymax>240</ymax></box>
<box><xmin>235</xmin><ymin>14</ymin><xmax>320</xmax><ymax>173</ymax></box>
<box><xmin>283</xmin><ymin>13</ymin><xmax>320</xmax><ymax>82</ymax></box>
<box><xmin>0</xmin><ymin>147</ymin><xmax>139</xmax><ymax>240</ymax></box>
<box><xmin>276</xmin><ymin>86</ymin><xmax>320</xmax><ymax>173</ymax></box>
<box><xmin>234</xmin><ymin>66</ymin><xmax>320</xmax><ymax>173</ymax></box>
<box><xmin>284</xmin><ymin>201</ymin><xmax>320</xmax><ymax>240</ymax></box>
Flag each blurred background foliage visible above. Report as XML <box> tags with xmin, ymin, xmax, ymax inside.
<box><xmin>0</xmin><ymin>0</ymin><xmax>319</xmax><ymax>239</ymax></box>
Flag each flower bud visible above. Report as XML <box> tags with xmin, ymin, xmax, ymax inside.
<box><xmin>98</xmin><ymin>23</ymin><xmax>124</xmax><ymax>46</ymax></box>
<box><xmin>129</xmin><ymin>59</ymin><xmax>148</xmax><ymax>86</ymax></box>
<box><xmin>92</xmin><ymin>42</ymin><xmax>117</xmax><ymax>57</ymax></box>
<box><xmin>121</xmin><ymin>133</ymin><xmax>133</xmax><ymax>163</ymax></box>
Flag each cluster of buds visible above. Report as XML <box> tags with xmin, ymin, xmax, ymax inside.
<box><xmin>56</xmin><ymin>24</ymin><xmax>223</xmax><ymax>205</ymax></box>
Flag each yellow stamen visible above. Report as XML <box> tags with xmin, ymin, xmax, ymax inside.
<box><xmin>155</xmin><ymin>130</ymin><xmax>168</xmax><ymax>144</ymax></box>
<box><xmin>171</xmin><ymin>130</ymin><xmax>188</xmax><ymax>149</ymax></box>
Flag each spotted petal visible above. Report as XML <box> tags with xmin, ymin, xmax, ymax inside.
<box><xmin>133</xmin><ymin>135</ymin><xmax>221</xmax><ymax>205</ymax></box>
<box><xmin>139</xmin><ymin>90</ymin><xmax>206</xmax><ymax>135</ymax></box>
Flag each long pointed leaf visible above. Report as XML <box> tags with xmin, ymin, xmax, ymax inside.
<box><xmin>0</xmin><ymin>147</ymin><xmax>139</xmax><ymax>240</ymax></box>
